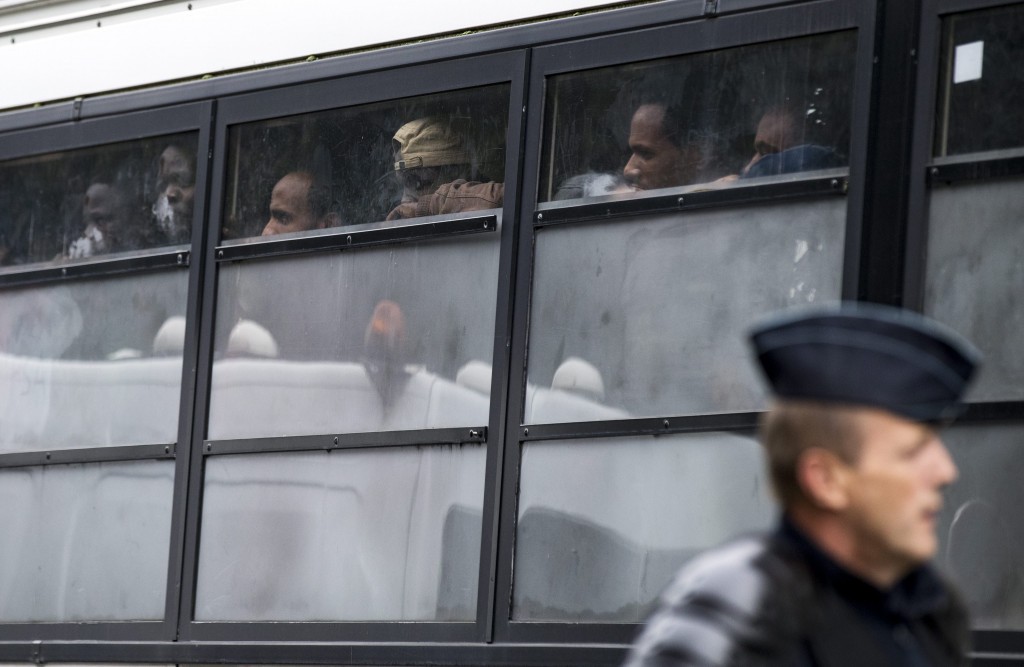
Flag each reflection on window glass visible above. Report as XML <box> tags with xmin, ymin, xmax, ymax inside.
<box><xmin>525</xmin><ymin>199</ymin><xmax>845</xmax><ymax>423</ymax></box>
<box><xmin>935</xmin><ymin>5</ymin><xmax>1024</xmax><ymax>156</ymax></box>
<box><xmin>513</xmin><ymin>433</ymin><xmax>773</xmax><ymax>621</ymax></box>
<box><xmin>0</xmin><ymin>133</ymin><xmax>198</xmax><ymax>267</ymax></box>
<box><xmin>195</xmin><ymin>445</ymin><xmax>485</xmax><ymax>621</ymax></box>
<box><xmin>208</xmin><ymin>227</ymin><xmax>497</xmax><ymax>439</ymax></box>
<box><xmin>938</xmin><ymin>423</ymin><xmax>1024</xmax><ymax>630</ymax></box>
<box><xmin>0</xmin><ymin>270</ymin><xmax>188</xmax><ymax>452</ymax></box>
<box><xmin>0</xmin><ymin>459</ymin><xmax>173</xmax><ymax>622</ymax></box>
<box><xmin>924</xmin><ymin>177</ymin><xmax>1024</xmax><ymax>402</ymax></box>
<box><xmin>221</xmin><ymin>86</ymin><xmax>508</xmax><ymax>240</ymax></box>
<box><xmin>539</xmin><ymin>31</ymin><xmax>855</xmax><ymax>202</ymax></box>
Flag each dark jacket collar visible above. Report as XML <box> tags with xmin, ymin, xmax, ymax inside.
<box><xmin>778</xmin><ymin>515</ymin><xmax>950</xmax><ymax>624</ymax></box>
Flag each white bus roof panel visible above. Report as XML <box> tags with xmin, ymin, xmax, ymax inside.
<box><xmin>0</xmin><ymin>0</ymin><xmax>624</xmax><ymax>112</ymax></box>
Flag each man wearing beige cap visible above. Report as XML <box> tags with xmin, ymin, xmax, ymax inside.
<box><xmin>386</xmin><ymin>116</ymin><xmax>503</xmax><ymax>221</ymax></box>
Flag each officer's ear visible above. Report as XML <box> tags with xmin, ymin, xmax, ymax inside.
<box><xmin>796</xmin><ymin>447</ymin><xmax>852</xmax><ymax>511</ymax></box>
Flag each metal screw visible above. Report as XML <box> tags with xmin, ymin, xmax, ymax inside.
<box><xmin>45</xmin><ymin>452</ymin><xmax>51</xmax><ymax>460</ymax></box>
<box><xmin>677</xmin><ymin>197</ymin><xmax>685</xmax><ymax>206</ymax></box>
<box><xmin>663</xmin><ymin>419</ymin><xmax>670</xmax><ymax>428</ymax></box>
<box><xmin>61</xmin><ymin>267</ymin><xmax>67</xmax><ymax>276</ymax></box>
<box><xmin>177</xmin><ymin>253</ymin><xmax>184</xmax><ymax>265</ymax></box>
<box><xmin>217</xmin><ymin>250</ymin><xmax>224</xmax><ymax>259</ymax></box>
<box><xmin>164</xmin><ymin>446</ymin><xmax>170</xmax><ymax>454</ymax></box>
<box><xmin>830</xmin><ymin>178</ymin><xmax>839</xmax><ymax>188</ymax></box>
<box><xmin>346</xmin><ymin>235</ymin><xmax>353</xmax><ymax>244</ymax></box>
<box><xmin>96</xmin><ymin>20</ymin><xmax>102</xmax><ymax>27</ymax></box>
<box><xmin>523</xmin><ymin>428</ymin><xmax>529</xmax><ymax>437</ymax></box>
<box><xmin>536</xmin><ymin>213</ymin><xmax>543</xmax><ymax>222</ymax></box>
<box><xmin>930</xmin><ymin>167</ymin><xmax>939</xmax><ymax>177</ymax></box>
<box><xmin>206</xmin><ymin>443</ymin><xmax>212</xmax><ymax>452</ymax></box>
<box><xmin>333</xmin><ymin>436</ymin><xmax>339</xmax><ymax>445</ymax></box>
<box><xmin>469</xmin><ymin>429</ymin><xmax>481</xmax><ymax>438</ymax></box>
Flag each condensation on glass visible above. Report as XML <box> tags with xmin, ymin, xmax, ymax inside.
<box><xmin>538</xmin><ymin>31</ymin><xmax>855</xmax><ymax>202</ymax></box>
<box><xmin>0</xmin><ymin>459</ymin><xmax>174</xmax><ymax>622</ymax></box>
<box><xmin>937</xmin><ymin>423</ymin><xmax>1024</xmax><ymax>630</ymax></box>
<box><xmin>207</xmin><ymin>224</ymin><xmax>497</xmax><ymax>439</ymax></box>
<box><xmin>512</xmin><ymin>432</ymin><xmax>773</xmax><ymax>621</ymax></box>
<box><xmin>924</xmin><ymin>177</ymin><xmax>1024</xmax><ymax>402</ymax></box>
<box><xmin>195</xmin><ymin>444</ymin><xmax>485</xmax><ymax>621</ymax></box>
<box><xmin>0</xmin><ymin>132</ymin><xmax>198</xmax><ymax>267</ymax></box>
<box><xmin>935</xmin><ymin>5</ymin><xmax>1024</xmax><ymax>157</ymax></box>
<box><xmin>0</xmin><ymin>270</ymin><xmax>188</xmax><ymax>451</ymax></box>
<box><xmin>220</xmin><ymin>85</ymin><xmax>508</xmax><ymax>239</ymax></box>
<box><xmin>525</xmin><ymin>198</ymin><xmax>845</xmax><ymax>423</ymax></box>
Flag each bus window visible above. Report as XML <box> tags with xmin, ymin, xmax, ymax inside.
<box><xmin>939</xmin><ymin>423</ymin><xmax>1024</xmax><ymax>630</ymax></box>
<box><xmin>924</xmin><ymin>176</ymin><xmax>1024</xmax><ymax>402</ymax></box>
<box><xmin>512</xmin><ymin>432</ymin><xmax>772</xmax><ymax>622</ymax></box>
<box><xmin>194</xmin><ymin>444</ymin><xmax>484</xmax><ymax>621</ymax></box>
<box><xmin>525</xmin><ymin>198</ymin><xmax>845</xmax><ymax>423</ymax></box>
<box><xmin>220</xmin><ymin>85</ymin><xmax>508</xmax><ymax>240</ymax></box>
<box><xmin>538</xmin><ymin>31</ymin><xmax>855</xmax><ymax>202</ymax></box>
<box><xmin>0</xmin><ymin>133</ymin><xmax>197</xmax><ymax>267</ymax></box>
<box><xmin>934</xmin><ymin>5</ymin><xmax>1024</xmax><ymax>157</ymax></box>
<box><xmin>0</xmin><ymin>271</ymin><xmax>188</xmax><ymax>452</ymax></box>
<box><xmin>0</xmin><ymin>459</ymin><xmax>173</xmax><ymax>622</ymax></box>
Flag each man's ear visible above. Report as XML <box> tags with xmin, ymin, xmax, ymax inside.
<box><xmin>796</xmin><ymin>447</ymin><xmax>851</xmax><ymax>511</ymax></box>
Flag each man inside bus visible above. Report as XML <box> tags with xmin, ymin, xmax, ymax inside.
<box><xmin>624</xmin><ymin>303</ymin><xmax>977</xmax><ymax>667</ymax></box>
<box><xmin>68</xmin><ymin>179</ymin><xmax>135</xmax><ymax>258</ymax></box>
<box><xmin>261</xmin><ymin>168</ymin><xmax>340</xmax><ymax>236</ymax></box>
<box><xmin>623</xmin><ymin>96</ymin><xmax>711</xmax><ymax>192</ymax></box>
<box><xmin>152</xmin><ymin>143</ymin><xmax>196</xmax><ymax>244</ymax></box>
<box><xmin>386</xmin><ymin>116</ymin><xmax>503</xmax><ymax>221</ymax></box>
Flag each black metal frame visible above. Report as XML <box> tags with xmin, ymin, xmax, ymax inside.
<box><xmin>0</xmin><ymin>100</ymin><xmax>213</xmax><ymax>643</ymax></box>
<box><xmin>173</xmin><ymin>49</ymin><xmax>530</xmax><ymax>646</ymax></box>
<box><xmin>492</xmin><ymin>0</ymin><xmax>883</xmax><ymax>647</ymax></box>
<box><xmin>0</xmin><ymin>0</ymin><xmax>1021</xmax><ymax>663</ymax></box>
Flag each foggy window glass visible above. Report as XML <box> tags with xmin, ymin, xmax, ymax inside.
<box><xmin>221</xmin><ymin>85</ymin><xmax>508</xmax><ymax>240</ymax></box>
<box><xmin>207</xmin><ymin>224</ymin><xmax>497</xmax><ymax>439</ymax></box>
<box><xmin>539</xmin><ymin>31</ymin><xmax>855</xmax><ymax>202</ymax></box>
<box><xmin>0</xmin><ymin>270</ymin><xmax>188</xmax><ymax>452</ymax></box>
<box><xmin>195</xmin><ymin>445</ymin><xmax>485</xmax><ymax>621</ymax></box>
<box><xmin>938</xmin><ymin>423</ymin><xmax>1024</xmax><ymax>630</ymax></box>
<box><xmin>525</xmin><ymin>198</ymin><xmax>845</xmax><ymax>423</ymax></box>
<box><xmin>935</xmin><ymin>5</ymin><xmax>1024</xmax><ymax>157</ymax></box>
<box><xmin>924</xmin><ymin>177</ymin><xmax>1024</xmax><ymax>402</ymax></box>
<box><xmin>0</xmin><ymin>132</ymin><xmax>198</xmax><ymax>267</ymax></box>
<box><xmin>0</xmin><ymin>459</ymin><xmax>173</xmax><ymax>622</ymax></box>
<box><xmin>512</xmin><ymin>433</ymin><xmax>773</xmax><ymax>622</ymax></box>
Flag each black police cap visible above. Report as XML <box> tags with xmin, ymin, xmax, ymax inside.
<box><xmin>750</xmin><ymin>303</ymin><xmax>981</xmax><ymax>423</ymax></box>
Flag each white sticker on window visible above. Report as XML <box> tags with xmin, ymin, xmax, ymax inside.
<box><xmin>954</xmin><ymin>41</ymin><xmax>984</xmax><ymax>84</ymax></box>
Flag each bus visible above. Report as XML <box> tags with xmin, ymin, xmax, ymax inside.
<box><xmin>0</xmin><ymin>0</ymin><xmax>1021</xmax><ymax>664</ymax></box>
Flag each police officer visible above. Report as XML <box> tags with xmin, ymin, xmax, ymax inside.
<box><xmin>624</xmin><ymin>303</ymin><xmax>978</xmax><ymax>667</ymax></box>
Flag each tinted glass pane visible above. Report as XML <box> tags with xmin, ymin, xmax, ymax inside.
<box><xmin>0</xmin><ymin>459</ymin><xmax>173</xmax><ymax>621</ymax></box>
<box><xmin>208</xmin><ymin>226</ymin><xmax>497</xmax><ymax>439</ymax></box>
<box><xmin>0</xmin><ymin>132</ymin><xmax>197</xmax><ymax>267</ymax></box>
<box><xmin>938</xmin><ymin>423</ymin><xmax>1024</xmax><ymax>629</ymax></box>
<box><xmin>525</xmin><ymin>199</ymin><xmax>845</xmax><ymax>422</ymax></box>
<box><xmin>0</xmin><ymin>270</ymin><xmax>187</xmax><ymax>451</ymax></box>
<box><xmin>513</xmin><ymin>433</ymin><xmax>773</xmax><ymax>621</ymax></box>
<box><xmin>222</xmin><ymin>85</ymin><xmax>507</xmax><ymax>239</ymax></box>
<box><xmin>935</xmin><ymin>5</ymin><xmax>1024</xmax><ymax>156</ymax></box>
<box><xmin>195</xmin><ymin>445</ymin><xmax>485</xmax><ymax>621</ymax></box>
<box><xmin>924</xmin><ymin>178</ymin><xmax>1024</xmax><ymax>402</ymax></box>
<box><xmin>539</xmin><ymin>32</ymin><xmax>855</xmax><ymax>202</ymax></box>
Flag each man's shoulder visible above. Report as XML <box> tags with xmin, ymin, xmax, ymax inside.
<box><xmin>623</xmin><ymin>533</ymin><xmax>814</xmax><ymax>667</ymax></box>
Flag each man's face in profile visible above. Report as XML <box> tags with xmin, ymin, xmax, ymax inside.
<box><xmin>153</xmin><ymin>145</ymin><xmax>195</xmax><ymax>242</ymax></box>
<box><xmin>623</xmin><ymin>104</ymin><xmax>694</xmax><ymax>191</ymax></box>
<box><xmin>262</xmin><ymin>172</ymin><xmax>322</xmax><ymax>236</ymax></box>
<box><xmin>834</xmin><ymin>408</ymin><xmax>959</xmax><ymax>577</ymax></box>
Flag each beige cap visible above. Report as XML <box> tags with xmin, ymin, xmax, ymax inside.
<box><xmin>392</xmin><ymin>117</ymin><xmax>471</xmax><ymax>171</ymax></box>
